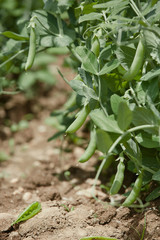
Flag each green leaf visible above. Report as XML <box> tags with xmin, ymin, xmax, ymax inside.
<box><xmin>123</xmin><ymin>138</ymin><xmax>142</xmax><ymax>163</ymax></box>
<box><xmin>144</xmin><ymin>30</ymin><xmax>160</xmax><ymax>64</ymax></box>
<box><xmin>93</xmin><ymin>0</ymin><xmax>129</xmax><ymax>9</ymax></box>
<box><xmin>69</xmin><ymin>78</ymin><xmax>85</xmax><ymax>95</ymax></box>
<box><xmin>90</xmin><ymin>109</ymin><xmax>123</xmax><ymax>134</ymax></box>
<box><xmin>1</xmin><ymin>31</ymin><xmax>29</xmax><ymax>41</ymax></box>
<box><xmin>78</xmin><ymin>68</ymin><xmax>93</xmax><ymax>88</ymax></box>
<box><xmin>117</xmin><ymin>101</ymin><xmax>132</xmax><ymax>131</ymax></box>
<box><xmin>116</xmin><ymin>45</ymin><xmax>136</xmax><ymax>71</ymax></box>
<box><xmin>79</xmin><ymin>12</ymin><xmax>102</xmax><ymax>23</ymax></box>
<box><xmin>142</xmin><ymin>155</ymin><xmax>160</xmax><ymax>172</ymax></box>
<box><xmin>33</xmin><ymin>10</ymin><xmax>58</xmax><ymax>35</ymax></box>
<box><xmin>104</xmin><ymin>73</ymin><xmax>127</xmax><ymax>92</ymax></box>
<box><xmin>19</xmin><ymin>72</ymin><xmax>36</xmax><ymax>90</ymax></box>
<box><xmin>99</xmin><ymin>46</ymin><xmax>112</xmax><ymax>61</ymax></box>
<box><xmin>99</xmin><ymin>59</ymin><xmax>120</xmax><ymax>75</ymax></box>
<box><xmin>132</xmin><ymin>107</ymin><xmax>159</xmax><ymax>134</ymax></box>
<box><xmin>145</xmin><ymin>186</ymin><xmax>160</xmax><ymax>202</ymax></box>
<box><xmin>12</xmin><ymin>202</ymin><xmax>41</xmax><ymax>225</ymax></box>
<box><xmin>135</xmin><ymin>132</ymin><xmax>160</xmax><ymax>148</ymax></box>
<box><xmin>96</xmin><ymin>129</ymin><xmax>113</xmax><ymax>153</ymax></box>
<box><xmin>70</xmin><ymin>78</ymin><xmax>98</xmax><ymax>101</ymax></box>
<box><xmin>135</xmin><ymin>82</ymin><xmax>146</xmax><ymax>105</ymax></box>
<box><xmin>53</xmin><ymin>34</ymin><xmax>73</xmax><ymax>47</ymax></box>
<box><xmin>110</xmin><ymin>94</ymin><xmax>124</xmax><ymax>115</ymax></box>
<box><xmin>76</xmin><ymin>47</ymin><xmax>99</xmax><ymax>75</ymax></box>
<box><xmin>36</xmin><ymin>70</ymin><xmax>57</xmax><ymax>85</ymax></box>
<box><xmin>58</xmin><ymin>0</ymin><xmax>74</xmax><ymax>12</ymax></box>
<box><xmin>141</xmin><ymin>68</ymin><xmax>160</xmax><ymax>81</ymax></box>
<box><xmin>152</xmin><ymin>170</ymin><xmax>160</xmax><ymax>181</ymax></box>
<box><xmin>82</xmin><ymin>85</ymin><xmax>98</xmax><ymax>101</ymax></box>
<box><xmin>40</xmin><ymin>35</ymin><xmax>54</xmax><ymax>47</ymax></box>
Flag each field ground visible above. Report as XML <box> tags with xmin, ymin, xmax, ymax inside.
<box><xmin>0</xmin><ymin>56</ymin><xmax>160</xmax><ymax>240</ymax></box>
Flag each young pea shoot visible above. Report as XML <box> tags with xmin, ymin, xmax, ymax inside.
<box><xmin>11</xmin><ymin>201</ymin><xmax>41</xmax><ymax>226</ymax></box>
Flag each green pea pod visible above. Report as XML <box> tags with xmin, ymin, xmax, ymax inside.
<box><xmin>80</xmin><ymin>237</ymin><xmax>119</xmax><ymax>240</ymax></box>
<box><xmin>91</xmin><ymin>36</ymin><xmax>100</xmax><ymax>57</ymax></box>
<box><xmin>11</xmin><ymin>201</ymin><xmax>41</xmax><ymax>225</ymax></box>
<box><xmin>25</xmin><ymin>20</ymin><xmax>36</xmax><ymax>71</ymax></box>
<box><xmin>66</xmin><ymin>105</ymin><xmax>89</xmax><ymax>134</ymax></box>
<box><xmin>110</xmin><ymin>159</ymin><xmax>125</xmax><ymax>195</ymax></box>
<box><xmin>123</xmin><ymin>37</ymin><xmax>145</xmax><ymax>81</ymax></box>
<box><xmin>79</xmin><ymin>128</ymin><xmax>97</xmax><ymax>163</ymax></box>
<box><xmin>122</xmin><ymin>172</ymin><xmax>143</xmax><ymax>207</ymax></box>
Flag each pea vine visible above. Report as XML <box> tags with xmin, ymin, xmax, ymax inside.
<box><xmin>1</xmin><ymin>0</ymin><xmax>160</xmax><ymax>207</ymax></box>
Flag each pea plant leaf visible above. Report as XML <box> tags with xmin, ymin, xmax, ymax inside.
<box><xmin>53</xmin><ymin>34</ymin><xmax>73</xmax><ymax>47</ymax></box>
<box><xmin>43</xmin><ymin>0</ymin><xmax>74</xmax><ymax>13</ymax></box>
<box><xmin>132</xmin><ymin>107</ymin><xmax>159</xmax><ymax>134</ymax></box>
<box><xmin>69</xmin><ymin>78</ymin><xmax>98</xmax><ymax>101</ymax></box>
<box><xmin>79</xmin><ymin>12</ymin><xmax>103</xmax><ymax>23</ymax></box>
<box><xmin>135</xmin><ymin>132</ymin><xmax>160</xmax><ymax>149</ymax></box>
<box><xmin>78</xmin><ymin>68</ymin><xmax>93</xmax><ymax>88</ymax></box>
<box><xmin>90</xmin><ymin>109</ymin><xmax>123</xmax><ymax>134</ymax></box>
<box><xmin>117</xmin><ymin>101</ymin><xmax>132</xmax><ymax>131</ymax></box>
<box><xmin>123</xmin><ymin>138</ymin><xmax>142</xmax><ymax>164</ymax></box>
<box><xmin>76</xmin><ymin>46</ymin><xmax>99</xmax><ymax>75</ymax></box>
<box><xmin>145</xmin><ymin>186</ymin><xmax>160</xmax><ymax>202</ymax></box>
<box><xmin>116</xmin><ymin>45</ymin><xmax>136</xmax><ymax>71</ymax></box>
<box><xmin>32</xmin><ymin>10</ymin><xmax>58</xmax><ymax>35</ymax></box>
<box><xmin>141</xmin><ymin>68</ymin><xmax>160</xmax><ymax>81</ymax></box>
<box><xmin>110</xmin><ymin>94</ymin><xmax>124</xmax><ymax>115</ymax></box>
<box><xmin>1</xmin><ymin>31</ymin><xmax>29</xmax><ymax>41</ymax></box>
<box><xmin>152</xmin><ymin>170</ymin><xmax>160</xmax><ymax>181</ymax></box>
<box><xmin>99</xmin><ymin>59</ymin><xmax>120</xmax><ymax>76</ymax></box>
<box><xmin>144</xmin><ymin>30</ymin><xmax>160</xmax><ymax>64</ymax></box>
<box><xmin>96</xmin><ymin>129</ymin><xmax>113</xmax><ymax>153</ymax></box>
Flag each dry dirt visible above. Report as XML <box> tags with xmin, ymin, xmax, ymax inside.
<box><xmin>0</xmin><ymin>56</ymin><xmax>160</xmax><ymax>240</ymax></box>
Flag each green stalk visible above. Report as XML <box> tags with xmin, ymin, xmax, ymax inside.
<box><xmin>57</xmin><ymin>13</ymin><xmax>64</xmax><ymax>35</ymax></box>
<box><xmin>92</xmin><ymin>124</ymin><xmax>157</xmax><ymax>195</ymax></box>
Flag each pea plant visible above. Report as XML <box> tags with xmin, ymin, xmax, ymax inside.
<box><xmin>2</xmin><ymin>0</ymin><xmax>160</xmax><ymax>207</ymax></box>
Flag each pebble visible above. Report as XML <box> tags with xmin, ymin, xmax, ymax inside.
<box><xmin>76</xmin><ymin>187</ymin><xmax>106</xmax><ymax>199</ymax></box>
<box><xmin>73</xmin><ymin>147</ymin><xmax>85</xmax><ymax>159</ymax></box>
<box><xmin>86</xmin><ymin>178</ymin><xmax>101</xmax><ymax>186</ymax></box>
<box><xmin>13</xmin><ymin>187</ymin><xmax>24</xmax><ymax>195</ymax></box>
<box><xmin>9</xmin><ymin>231</ymin><xmax>20</xmax><ymax>240</ymax></box>
<box><xmin>22</xmin><ymin>192</ymin><xmax>32</xmax><ymax>201</ymax></box>
<box><xmin>0</xmin><ymin>213</ymin><xmax>15</xmax><ymax>231</ymax></box>
<box><xmin>38</xmin><ymin>125</ymin><xmax>47</xmax><ymax>133</ymax></box>
<box><xmin>10</xmin><ymin>178</ymin><xmax>19</xmax><ymax>184</ymax></box>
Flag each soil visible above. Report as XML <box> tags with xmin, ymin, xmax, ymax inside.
<box><xmin>0</xmin><ymin>56</ymin><xmax>160</xmax><ymax>240</ymax></box>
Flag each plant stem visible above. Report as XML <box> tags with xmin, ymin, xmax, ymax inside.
<box><xmin>98</xmin><ymin>75</ymin><xmax>108</xmax><ymax>116</ymax></box>
<box><xmin>57</xmin><ymin>13</ymin><xmax>64</xmax><ymax>35</ymax></box>
<box><xmin>92</xmin><ymin>124</ymin><xmax>157</xmax><ymax>195</ymax></box>
<box><xmin>0</xmin><ymin>47</ymin><xmax>28</xmax><ymax>69</ymax></box>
